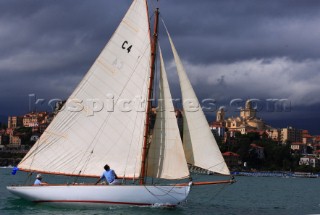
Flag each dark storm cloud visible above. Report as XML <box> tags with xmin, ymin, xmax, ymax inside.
<box><xmin>0</xmin><ymin>0</ymin><xmax>130</xmax><ymax>115</ymax></box>
<box><xmin>0</xmin><ymin>0</ymin><xmax>129</xmax><ymax>74</ymax></box>
<box><xmin>0</xmin><ymin>0</ymin><xmax>319</xmax><ymax>134</ymax></box>
<box><xmin>159</xmin><ymin>0</ymin><xmax>320</xmax><ymax>63</ymax></box>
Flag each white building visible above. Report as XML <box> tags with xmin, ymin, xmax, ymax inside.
<box><xmin>299</xmin><ymin>156</ymin><xmax>318</xmax><ymax>168</ymax></box>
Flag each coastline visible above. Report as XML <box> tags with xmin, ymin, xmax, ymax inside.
<box><xmin>0</xmin><ymin>150</ymin><xmax>26</xmax><ymax>167</ymax></box>
<box><xmin>232</xmin><ymin>171</ymin><xmax>319</xmax><ymax>178</ymax></box>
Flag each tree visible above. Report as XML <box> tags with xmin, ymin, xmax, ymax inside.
<box><xmin>0</xmin><ymin>122</ymin><xmax>7</xmax><ymax>129</ymax></box>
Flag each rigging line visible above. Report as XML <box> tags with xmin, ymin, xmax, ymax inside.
<box><xmin>122</xmin><ymin>98</ymin><xmax>145</xmax><ymax>180</ymax></box>
<box><xmin>143</xmin><ymin>185</ymin><xmax>173</xmax><ymax>200</ymax></box>
<box><xmin>149</xmin><ymin>11</ymin><xmax>154</xmax><ymax>22</ymax></box>
<box><xmin>46</xmin><ymin>91</ymin><xmax>93</xmax><ymax>140</ymax></box>
<box><xmin>73</xmin><ymin>149</ymin><xmax>94</xmax><ymax>179</ymax></box>
<box><xmin>152</xmin><ymin>33</ymin><xmax>160</xmax><ymax>105</ymax></box>
<box><xmin>28</xmin><ymin>125</ymin><xmax>82</xmax><ymax>176</ymax></box>
<box><xmin>144</xmin><ymin>185</ymin><xmax>182</xmax><ymax>202</ymax></box>
<box><xmin>50</xmin><ymin>105</ymin><xmax>77</xmax><ymax>131</ymax></box>
<box><xmin>69</xmin><ymin>117</ymin><xmax>107</xmax><ymax>176</ymax></box>
<box><xmin>19</xmin><ymin>135</ymin><xmax>47</xmax><ymax>163</ymax></box>
<box><xmin>23</xmin><ymin>172</ymin><xmax>33</xmax><ymax>186</ymax></box>
<box><xmin>53</xmin><ymin>150</ymin><xmax>83</xmax><ymax>172</ymax></box>
<box><xmin>207</xmin><ymin>161</ymin><xmax>228</xmax><ymax>172</ymax></box>
<box><xmin>143</xmin><ymin>186</ymin><xmax>162</xmax><ymax>201</ymax></box>
<box><xmin>148</xmin><ymin>0</ymin><xmax>158</xmax><ymax>14</ymax></box>
<box><xmin>20</xmin><ymin>114</ymin><xmax>78</xmax><ymax>165</ymax></box>
<box><xmin>208</xmin><ymin>183</ymin><xmax>229</xmax><ymax>203</ymax></box>
<box><xmin>142</xmin><ymin>28</ymin><xmax>160</xmax><ymax>183</ymax></box>
<box><xmin>25</xmin><ymin>133</ymin><xmax>45</xmax><ymax>172</ymax></box>
<box><xmin>131</xmin><ymin>107</ymin><xmax>147</xmax><ymax>184</ymax></box>
<box><xmin>145</xmin><ymin>55</ymin><xmax>159</xmax><ymax>183</ymax></box>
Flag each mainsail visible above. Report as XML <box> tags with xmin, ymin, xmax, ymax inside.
<box><xmin>18</xmin><ymin>0</ymin><xmax>151</xmax><ymax>178</ymax></box>
<box><xmin>167</xmin><ymin>32</ymin><xmax>230</xmax><ymax>175</ymax></box>
<box><xmin>146</xmin><ymin>48</ymin><xmax>189</xmax><ymax>180</ymax></box>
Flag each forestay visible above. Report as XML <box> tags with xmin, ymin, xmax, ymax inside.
<box><xmin>146</xmin><ymin>48</ymin><xmax>189</xmax><ymax>180</ymax></box>
<box><xmin>18</xmin><ymin>0</ymin><xmax>151</xmax><ymax>178</ymax></box>
<box><xmin>167</xmin><ymin>31</ymin><xmax>230</xmax><ymax>175</ymax></box>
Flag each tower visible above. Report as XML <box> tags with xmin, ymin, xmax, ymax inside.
<box><xmin>216</xmin><ymin>108</ymin><xmax>225</xmax><ymax>122</ymax></box>
<box><xmin>240</xmin><ymin>100</ymin><xmax>256</xmax><ymax>119</ymax></box>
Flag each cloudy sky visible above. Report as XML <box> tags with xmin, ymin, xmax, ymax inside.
<box><xmin>0</xmin><ymin>0</ymin><xmax>319</xmax><ymax>134</ymax></box>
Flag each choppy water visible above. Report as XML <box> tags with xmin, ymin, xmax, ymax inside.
<box><xmin>1</xmin><ymin>168</ymin><xmax>320</xmax><ymax>215</ymax></box>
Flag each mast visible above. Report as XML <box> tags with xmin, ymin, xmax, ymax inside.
<box><xmin>140</xmin><ymin>8</ymin><xmax>159</xmax><ymax>185</ymax></box>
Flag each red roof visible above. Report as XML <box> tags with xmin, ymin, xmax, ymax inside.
<box><xmin>301</xmin><ymin>155</ymin><xmax>316</xmax><ymax>159</ymax></box>
<box><xmin>223</xmin><ymin>151</ymin><xmax>240</xmax><ymax>157</ymax></box>
<box><xmin>211</xmin><ymin>121</ymin><xmax>223</xmax><ymax>127</ymax></box>
<box><xmin>303</xmin><ymin>134</ymin><xmax>313</xmax><ymax>138</ymax></box>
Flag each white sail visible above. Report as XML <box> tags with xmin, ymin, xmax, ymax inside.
<box><xmin>18</xmin><ymin>0</ymin><xmax>151</xmax><ymax>178</ymax></box>
<box><xmin>146</xmin><ymin>48</ymin><xmax>190</xmax><ymax>180</ymax></box>
<box><xmin>167</xmin><ymin>32</ymin><xmax>230</xmax><ymax>175</ymax></box>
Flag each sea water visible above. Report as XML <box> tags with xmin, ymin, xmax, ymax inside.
<box><xmin>1</xmin><ymin>168</ymin><xmax>320</xmax><ymax>215</ymax></box>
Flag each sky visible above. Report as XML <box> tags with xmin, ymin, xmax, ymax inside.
<box><xmin>0</xmin><ymin>0</ymin><xmax>319</xmax><ymax>134</ymax></box>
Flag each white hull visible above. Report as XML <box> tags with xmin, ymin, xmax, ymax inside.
<box><xmin>7</xmin><ymin>184</ymin><xmax>191</xmax><ymax>207</ymax></box>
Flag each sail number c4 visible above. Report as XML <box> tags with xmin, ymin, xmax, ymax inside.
<box><xmin>122</xmin><ymin>41</ymin><xmax>132</xmax><ymax>53</ymax></box>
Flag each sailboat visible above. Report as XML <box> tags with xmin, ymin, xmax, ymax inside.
<box><xmin>7</xmin><ymin>0</ymin><xmax>234</xmax><ymax>207</ymax></box>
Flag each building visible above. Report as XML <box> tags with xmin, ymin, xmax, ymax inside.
<box><xmin>299</xmin><ymin>155</ymin><xmax>319</xmax><ymax>168</ymax></box>
<box><xmin>266</xmin><ymin>128</ymin><xmax>281</xmax><ymax>142</ymax></box>
<box><xmin>302</xmin><ymin>130</ymin><xmax>313</xmax><ymax>145</ymax></box>
<box><xmin>240</xmin><ymin>100</ymin><xmax>257</xmax><ymax>119</ymax></box>
<box><xmin>250</xmin><ymin>144</ymin><xmax>265</xmax><ymax>159</ymax></box>
<box><xmin>8</xmin><ymin>135</ymin><xmax>22</xmax><ymax>148</ymax></box>
<box><xmin>210</xmin><ymin>121</ymin><xmax>225</xmax><ymax>137</ymax></box>
<box><xmin>281</xmin><ymin>126</ymin><xmax>302</xmax><ymax>143</ymax></box>
<box><xmin>217</xmin><ymin>100</ymin><xmax>271</xmax><ymax>135</ymax></box>
<box><xmin>7</xmin><ymin>112</ymin><xmax>48</xmax><ymax>148</ymax></box>
<box><xmin>23</xmin><ymin>112</ymin><xmax>48</xmax><ymax>128</ymax></box>
<box><xmin>216</xmin><ymin>108</ymin><xmax>225</xmax><ymax>124</ymax></box>
<box><xmin>290</xmin><ymin>142</ymin><xmax>307</xmax><ymax>154</ymax></box>
<box><xmin>8</xmin><ymin>116</ymin><xmax>23</xmax><ymax>129</ymax></box>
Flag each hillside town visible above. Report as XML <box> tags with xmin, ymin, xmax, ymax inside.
<box><xmin>1</xmin><ymin>100</ymin><xmax>320</xmax><ymax>173</ymax></box>
<box><xmin>210</xmin><ymin>100</ymin><xmax>320</xmax><ymax>172</ymax></box>
<box><xmin>0</xmin><ymin>111</ymin><xmax>55</xmax><ymax>166</ymax></box>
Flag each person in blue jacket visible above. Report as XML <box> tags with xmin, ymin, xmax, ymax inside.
<box><xmin>95</xmin><ymin>164</ymin><xmax>120</xmax><ymax>185</ymax></box>
<box><xmin>34</xmin><ymin>174</ymin><xmax>48</xmax><ymax>185</ymax></box>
